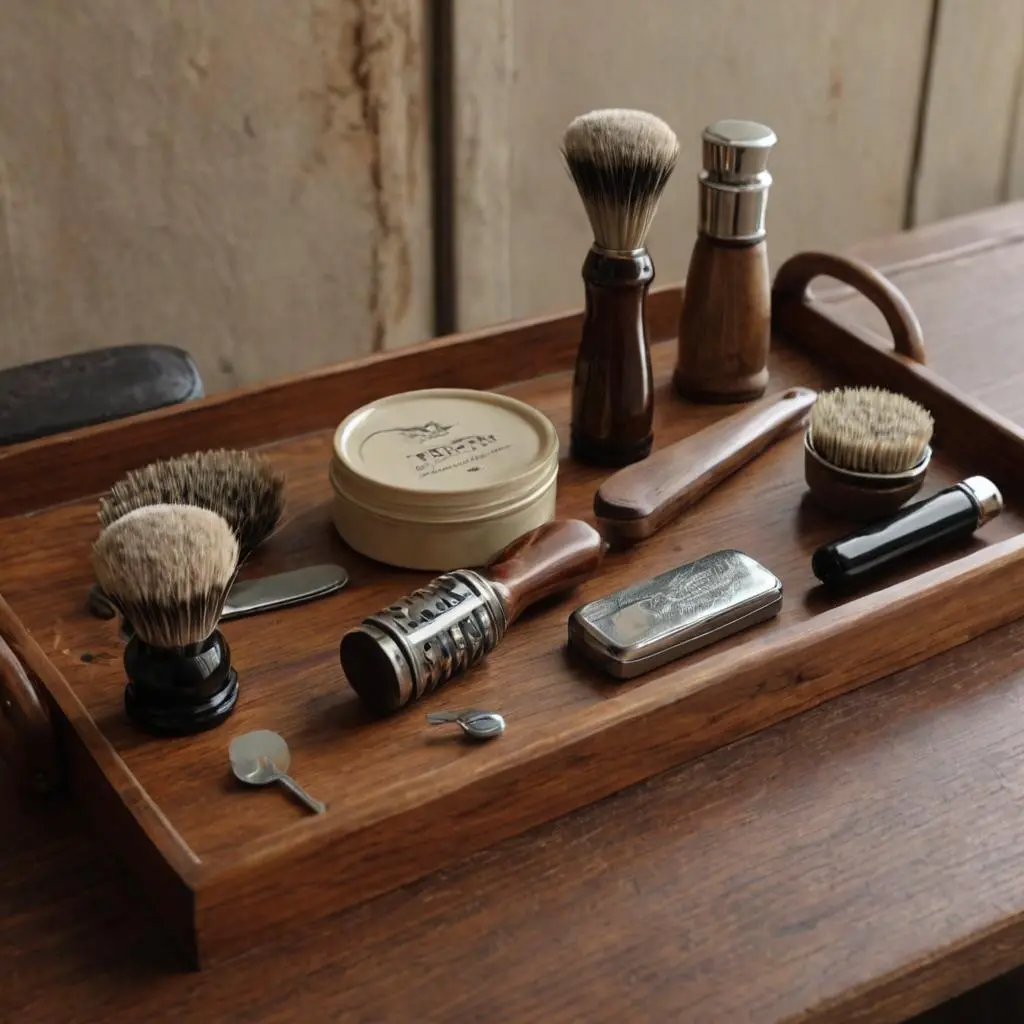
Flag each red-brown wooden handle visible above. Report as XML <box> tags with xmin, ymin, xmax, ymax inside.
<box><xmin>486</xmin><ymin>519</ymin><xmax>606</xmax><ymax>624</ymax></box>
<box><xmin>0</xmin><ymin>631</ymin><xmax>59</xmax><ymax>794</ymax></box>
<box><xmin>595</xmin><ymin>387</ymin><xmax>818</xmax><ymax>545</ymax></box>
<box><xmin>772</xmin><ymin>251</ymin><xmax>926</xmax><ymax>363</ymax></box>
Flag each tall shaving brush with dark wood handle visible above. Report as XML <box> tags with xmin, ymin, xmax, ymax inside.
<box><xmin>562</xmin><ymin>109</ymin><xmax>679</xmax><ymax>466</ymax></box>
<box><xmin>675</xmin><ymin>120</ymin><xmax>777</xmax><ymax>403</ymax></box>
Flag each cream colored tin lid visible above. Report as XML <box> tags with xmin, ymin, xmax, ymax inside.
<box><xmin>331</xmin><ymin>388</ymin><xmax>559</xmax><ymax>517</ymax></box>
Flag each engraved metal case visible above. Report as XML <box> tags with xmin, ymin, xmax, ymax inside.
<box><xmin>342</xmin><ymin>569</ymin><xmax>508</xmax><ymax>713</ymax></box>
<box><xmin>567</xmin><ymin>549</ymin><xmax>782</xmax><ymax>680</ymax></box>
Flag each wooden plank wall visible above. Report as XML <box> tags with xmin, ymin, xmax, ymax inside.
<box><xmin>451</xmin><ymin>0</ymin><xmax>1024</xmax><ymax>330</ymax></box>
<box><xmin>911</xmin><ymin>0</ymin><xmax>1024</xmax><ymax>226</ymax></box>
<box><xmin>0</xmin><ymin>0</ymin><xmax>1022</xmax><ymax>385</ymax></box>
<box><xmin>0</xmin><ymin>1</ymin><xmax>433</xmax><ymax>392</ymax></box>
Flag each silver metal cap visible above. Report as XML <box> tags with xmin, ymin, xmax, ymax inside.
<box><xmin>698</xmin><ymin>119</ymin><xmax>777</xmax><ymax>242</ymax></box>
<box><xmin>960</xmin><ymin>476</ymin><xmax>1004</xmax><ymax>526</ymax></box>
<box><xmin>340</xmin><ymin>621</ymin><xmax>416</xmax><ymax>715</ymax></box>
<box><xmin>568</xmin><ymin>550</ymin><xmax>782</xmax><ymax>680</ymax></box>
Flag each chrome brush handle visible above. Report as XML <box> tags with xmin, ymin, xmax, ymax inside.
<box><xmin>340</xmin><ymin>521</ymin><xmax>605</xmax><ymax>716</ymax></box>
<box><xmin>341</xmin><ymin>570</ymin><xmax>506</xmax><ymax>716</ymax></box>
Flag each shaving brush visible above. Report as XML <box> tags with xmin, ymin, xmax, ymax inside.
<box><xmin>99</xmin><ymin>448</ymin><xmax>285</xmax><ymax>559</ymax></box>
<box><xmin>91</xmin><ymin>504</ymin><xmax>241</xmax><ymax>735</ymax></box>
<box><xmin>91</xmin><ymin>448</ymin><xmax>285</xmax><ymax>620</ymax></box>
<box><xmin>804</xmin><ymin>386</ymin><xmax>935</xmax><ymax>520</ymax></box>
<box><xmin>562</xmin><ymin>108</ymin><xmax>679</xmax><ymax>466</ymax></box>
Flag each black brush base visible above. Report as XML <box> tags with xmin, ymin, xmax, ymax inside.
<box><xmin>123</xmin><ymin>629</ymin><xmax>239</xmax><ymax>736</ymax></box>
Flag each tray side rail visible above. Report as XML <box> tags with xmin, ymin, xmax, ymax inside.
<box><xmin>773</xmin><ymin>251</ymin><xmax>1024</xmax><ymax>500</ymax></box>
<box><xmin>0</xmin><ymin>594</ymin><xmax>203</xmax><ymax>965</ymax></box>
<box><xmin>0</xmin><ymin>292</ymin><xmax>682</xmax><ymax>518</ymax></box>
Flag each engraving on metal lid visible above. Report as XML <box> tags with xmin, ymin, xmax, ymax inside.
<box><xmin>332</xmin><ymin>388</ymin><xmax>558</xmax><ymax>500</ymax></box>
<box><xmin>570</xmin><ymin>549</ymin><xmax>782</xmax><ymax>664</ymax></box>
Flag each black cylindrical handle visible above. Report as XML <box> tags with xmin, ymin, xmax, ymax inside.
<box><xmin>812</xmin><ymin>479</ymin><xmax>999</xmax><ymax>589</ymax></box>
<box><xmin>123</xmin><ymin>629</ymin><xmax>239</xmax><ymax>735</ymax></box>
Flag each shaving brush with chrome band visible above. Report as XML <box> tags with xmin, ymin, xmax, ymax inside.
<box><xmin>340</xmin><ymin>520</ymin><xmax>605</xmax><ymax>715</ymax></box>
<box><xmin>562</xmin><ymin>109</ymin><xmax>679</xmax><ymax>467</ymax></box>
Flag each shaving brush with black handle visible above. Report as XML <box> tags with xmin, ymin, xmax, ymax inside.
<box><xmin>89</xmin><ymin>447</ymin><xmax>286</xmax><ymax>621</ymax></box>
<box><xmin>91</xmin><ymin>503</ymin><xmax>241</xmax><ymax>736</ymax></box>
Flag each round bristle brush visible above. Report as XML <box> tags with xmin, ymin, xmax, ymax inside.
<box><xmin>92</xmin><ymin>504</ymin><xmax>241</xmax><ymax>736</ymax></box>
<box><xmin>90</xmin><ymin>448</ymin><xmax>285</xmax><ymax>620</ymax></box>
<box><xmin>562</xmin><ymin>108</ymin><xmax>679</xmax><ymax>467</ymax></box>
<box><xmin>98</xmin><ymin>448</ymin><xmax>285</xmax><ymax>560</ymax></box>
<box><xmin>804</xmin><ymin>386</ymin><xmax>935</xmax><ymax>520</ymax></box>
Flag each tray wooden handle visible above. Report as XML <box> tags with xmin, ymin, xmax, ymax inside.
<box><xmin>594</xmin><ymin>387</ymin><xmax>818</xmax><ymax>544</ymax></box>
<box><xmin>487</xmin><ymin>519</ymin><xmax>606</xmax><ymax>624</ymax></box>
<box><xmin>772</xmin><ymin>251</ymin><xmax>926</xmax><ymax>363</ymax></box>
<box><xmin>0</xmin><ymin>630</ymin><xmax>59</xmax><ymax>794</ymax></box>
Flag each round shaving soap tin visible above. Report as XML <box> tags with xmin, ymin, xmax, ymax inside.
<box><xmin>329</xmin><ymin>388</ymin><xmax>560</xmax><ymax>570</ymax></box>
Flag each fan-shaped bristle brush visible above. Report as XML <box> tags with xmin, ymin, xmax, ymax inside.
<box><xmin>804</xmin><ymin>386</ymin><xmax>936</xmax><ymax>520</ymax></box>
<box><xmin>98</xmin><ymin>448</ymin><xmax>285</xmax><ymax>559</ymax></box>
<box><xmin>92</xmin><ymin>503</ymin><xmax>241</xmax><ymax>735</ymax></box>
<box><xmin>562</xmin><ymin>108</ymin><xmax>679</xmax><ymax>467</ymax></box>
<box><xmin>89</xmin><ymin>449</ymin><xmax>347</xmax><ymax>626</ymax></box>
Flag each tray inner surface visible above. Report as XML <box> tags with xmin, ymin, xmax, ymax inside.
<box><xmin>0</xmin><ymin>339</ymin><xmax>1018</xmax><ymax>867</ymax></box>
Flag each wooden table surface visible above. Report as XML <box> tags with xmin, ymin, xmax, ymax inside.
<box><xmin>7</xmin><ymin>204</ymin><xmax>1024</xmax><ymax>1024</ymax></box>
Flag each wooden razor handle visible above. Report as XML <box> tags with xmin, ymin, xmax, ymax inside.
<box><xmin>486</xmin><ymin>519</ymin><xmax>606</xmax><ymax>624</ymax></box>
<box><xmin>595</xmin><ymin>387</ymin><xmax>818</xmax><ymax>544</ymax></box>
<box><xmin>0</xmin><ymin>630</ymin><xmax>59</xmax><ymax>795</ymax></box>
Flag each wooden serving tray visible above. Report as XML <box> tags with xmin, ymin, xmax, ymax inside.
<box><xmin>3</xmin><ymin>251</ymin><xmax>1024</xmax><ymax>969</ymax></box>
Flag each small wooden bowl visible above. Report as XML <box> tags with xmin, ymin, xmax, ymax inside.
<box><xmin>804</xmin><ymin>432</ymin><xmax>930</xmax><ymax>521</ymax></box>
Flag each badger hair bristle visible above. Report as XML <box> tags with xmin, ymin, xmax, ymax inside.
<box><xmin>92</xmin><ymin>504</ymin><xmax>239</xmax><ymax>648</ymax></box>
<box><xmin>809</xmin><ymin>386</ymin><xmax>934</xmax><ymax>474</ymax></box>
<box><xmin>562</xmin><ymin>108</ymin><xmax>679</xmax><ymax>252</ymax></box>
<box><xmin>98</xmin><ymin>449</ymin><xmax>285</xmax><ymax>560</ymax></box>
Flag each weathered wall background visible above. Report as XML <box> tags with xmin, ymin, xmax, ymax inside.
<box><xmin>0</xmin><ymin>1</ymin><xmax>431</xmax><ymax>393</ymax></box>
<box><xmin>454</xmin><ymin>0</ymin><xmax>934</xmax><ymax>329</ymax></box>
<box><xmin>0</xmin><ymin>0</ymin><xmax>1021</xmax><ymax>389</ymax></box>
